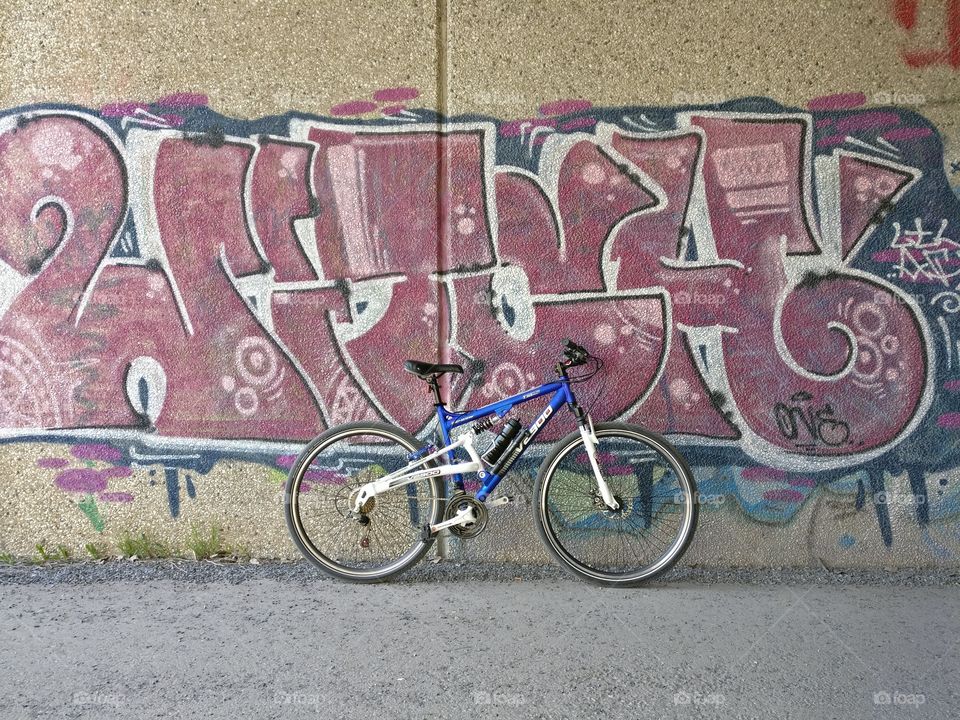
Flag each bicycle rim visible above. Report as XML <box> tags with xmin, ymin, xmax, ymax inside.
<box><xmin>538</xmin><ymin>427</ymin><xmax>696</xmax><ymax>583</ymax></box>
<box><xmin>287</xmin><ymin>425</ymin><xmax>444</xmax><ymax>580</ymax></box>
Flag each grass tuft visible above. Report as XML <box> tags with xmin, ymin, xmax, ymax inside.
<box><xmin>117</xmin><ymin>532</ymin><xmax>169</xmax><ymax>559</ymax></box>
<box><xmin>34</xmin><ymin>543</ymin><xmax>53</xmax><ymax>563</ymax></box>
<box><xmin>186</xmin><ymin>524</ymin><xmax>227</xmax><ymax>560</ymax></box>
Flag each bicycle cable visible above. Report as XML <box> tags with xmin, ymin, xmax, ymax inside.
<box><xmin>586</xmin><ymin>355</ymin><xmax>607</xmax><ymax>417</ymax></box>
<box><xmin>568</xmin><ymin>352</ymin><xmax>606</xmax><ymax>417</ymax></box>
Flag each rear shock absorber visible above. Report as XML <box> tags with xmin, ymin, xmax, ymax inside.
<box><xmin>471</xmin><ymin>415</ymin><xmax>497</xmax><ymax>434</ymax></box>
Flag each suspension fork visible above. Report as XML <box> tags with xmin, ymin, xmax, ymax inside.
<box><xmin>567</xmin><ymin>396</ymin><xmax>619</xmax><ymax>511</ymax></box>
<box><xmin>578</xmin><ymin>415</ymin><xmax>620</xmax><ymax>511</ymax></box>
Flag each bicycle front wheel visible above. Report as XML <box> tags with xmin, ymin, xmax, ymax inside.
<box><xmin>284</xmin><ymin>422</ymin><xmax>445</xmax><ymax>582</ymax></box>
<box><xmin>534</xmin><ymin>422</ymin><xmax>698</xmax><ymax>586</ymax></box>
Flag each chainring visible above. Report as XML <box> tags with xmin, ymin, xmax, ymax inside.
<box><xmin>444</xmin><ymin>493</ymin><xmax>488</xmax><ymax>539</ymax></box>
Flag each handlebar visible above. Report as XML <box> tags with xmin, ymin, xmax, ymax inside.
<box><xmin>562</xmin><ymin>339</ymin><xmax>590</xmax><ymax>367</ymax></box>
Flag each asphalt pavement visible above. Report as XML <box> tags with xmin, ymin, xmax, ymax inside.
<box><xmin>0</xmin><ymin>562</ymin><xmax>957</xmax><ymax>719</ymax></box>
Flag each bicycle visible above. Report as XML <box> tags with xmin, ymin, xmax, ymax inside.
<box><xmin>284</xmin><ymin>340</ymin><xmax>698</xmax><ymax>586</ymax></box>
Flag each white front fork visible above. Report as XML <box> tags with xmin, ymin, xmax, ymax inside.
<box><xmin>579</xmin><ymin>415</ymin><xmax>619</xmax><ymax>511</ymax></box>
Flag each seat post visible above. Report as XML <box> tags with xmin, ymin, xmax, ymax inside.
<box><xmin>427</xmin><ymin>376</ymin><xmax>444</xmax><ymax>406</ymax></box>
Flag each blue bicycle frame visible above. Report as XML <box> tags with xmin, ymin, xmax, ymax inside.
<box><xmin>433</xmin><ymin>376</ymin><xmax>576</xmax><ymax>502</ymax></box>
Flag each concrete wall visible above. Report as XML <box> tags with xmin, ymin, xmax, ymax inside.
<box><xmin>1</xmin><ymin>0</ymin><xmax>959</xmax><ymax>568</ymax></box>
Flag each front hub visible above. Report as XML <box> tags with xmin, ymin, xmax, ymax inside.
<box><xmin>593</xmin><ymin>492</ymin><xmax>625</xmax><ymax>518</ymax></box>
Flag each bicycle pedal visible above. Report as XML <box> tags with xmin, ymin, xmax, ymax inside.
<box><xmin>420</xmin><ymin>524</ymin><xmax>436</xmax><ymax>541</ymax></box>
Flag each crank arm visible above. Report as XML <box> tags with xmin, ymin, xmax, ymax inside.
<box><xmin>425</xmin><ymin>507</ymin><xmax>477</xmax><ymax>537</ymax></box>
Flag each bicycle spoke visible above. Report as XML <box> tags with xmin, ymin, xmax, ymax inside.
<box><xmin>538</xmin><ymin>427</ymin><xmax>696</xmax><ymax>583</ymax></box>
<box><xmin>286</xmin><ymin>425</ymin><xmax>445</xmax><ymax>579</ymax></box>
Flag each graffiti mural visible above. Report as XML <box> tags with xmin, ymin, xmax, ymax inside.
<box><xmin>890</xmin><ymin>0</ymin><xmax>960</xmax><ymax>69</ymax></box>
<box><xmin>1</xmin><ymin>91</ymin><xmax>959</xmax><ymax>558</ymax></box>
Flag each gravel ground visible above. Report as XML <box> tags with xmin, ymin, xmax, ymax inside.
<box><xmin>0</xmin><ymin>561</ymin><xmax>957</xmax><ymax>719</ymax></box>
<box><xmin>1</xmin><ymin>559</ymin><xmax>958</xmax><ymax>587</ymax></box>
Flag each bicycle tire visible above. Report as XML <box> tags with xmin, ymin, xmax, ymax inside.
<box><xmin>533</xmin><ymin>422</ymin><xmax>698</xmax><ymax>586</ymax></box>
<box><xmin>284</xmin><ymin>422</ymin><xmax>446</xmax><ymax>582</ymax></box>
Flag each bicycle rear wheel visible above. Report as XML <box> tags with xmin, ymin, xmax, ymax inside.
<box><xmin>284</xmin><ymin>422</ymin><xmax>445</xmax><ymax>582</ymax></box>
<box><xmin>534</xmin><ymin>422</ymin><xmax>698</xmax><ymax>586</ymax></box>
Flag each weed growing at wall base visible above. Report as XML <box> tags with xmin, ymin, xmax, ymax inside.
<box><xmin>117</xmin><ymin>533</ymin><xmax>169</xmax><ymax>559</ymax></box>
<box><xmin>31</xmin><ymin>544</ymin><xmax>69</xmax><ymax>563</ymax></box>
<box><xmin>186</xmin><ymin>524</ymin><xmax>227</xmax><ymax>559</ymax></box>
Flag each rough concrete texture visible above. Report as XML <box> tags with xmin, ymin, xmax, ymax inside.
<box><xmin>0</xmin><ymin>1</ymin><xmax>960</xmax><ymax>570</ymax></box>
<box><xmin>2</xmin><ymin>443</ymin><xmax>953</xmax><ymax>570</ymax></box>
<box><xmin>0</xmin><ymin>564</ymin><xmax>957</xmax><ymax>719</ymax></box>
